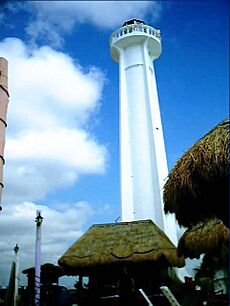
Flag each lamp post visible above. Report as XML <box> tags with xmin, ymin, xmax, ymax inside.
<box><xmin>35</xmin><ymin>210</ymin><xmax>43</xmax><ymax>306</ymax></box>
<box><xmin>13</xmin><ymin>244</ymin><xmax>19</xmax><ymax>306</ymax></box>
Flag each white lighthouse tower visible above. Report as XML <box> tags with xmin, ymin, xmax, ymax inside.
<box><xmin>110</xmin><ymin>19</ymin><xmax>178</xmax><ymax>245</ymax></box>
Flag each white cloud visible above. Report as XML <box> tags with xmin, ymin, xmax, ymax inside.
<box><xmin>5</xmin><ymin>128</ymin><xmax>107</xmax><ymax>203</ymax></box>
<box><xmin>0</xmin><ymin>37</ymin><xmax>107</xmax><ymax>202</ymax></box>
<box><xmin>7</xmin><ymin>129</ymin><xmax>106</xmax><ymax>172</ymax></box>
<box><xmin>0</xmin><ymin>37</ymin><xmax>108</xmax><ymax>286</ymax></box>
<box><xmin>25</xmin><ymin>1</ymin><xmax>162</xmax><ymax>47</ymax></box>
<box><xmin>1</xmin><ymin>38</ymin><xmax>104</xmax><ymax>133</ymax></box>
<box><xmin>0</xmin><ymin>201</ymin><xmax>94</xmax><ymax>286</ymax></box>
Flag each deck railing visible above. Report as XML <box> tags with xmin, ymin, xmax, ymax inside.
<box><xmin>160</xmin><ymin>286</ymin><xmax>181</xmax><ymax>306</ymax></box>
<box><xmin>110</xmin><ymin>23</ymin><xmax>161</xmax><ymax>45</ymax></box>
<box><xmin>139</xmin><ymin>288</ymin><xmax>154</xmax><ymax>306</ymax></box>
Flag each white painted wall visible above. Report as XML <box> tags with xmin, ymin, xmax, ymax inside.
<box><xmin>110</xmin><ymin>24</ymin><xmax>177</xmax><ymax>245</ymax></box>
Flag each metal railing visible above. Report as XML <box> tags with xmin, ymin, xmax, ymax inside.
<box><xmin>139</xmin><ymin>288</ymin><xmax>154</xmax><ymax>306</ymax></box>
<box><xmin>160</xmin><ymin>286</ymin><xmax>181</xmax><ymax>306</ymax></box>
<box><xmin>110</xmin><ymin>23</ymin><xmax>161</xmax><ymax>45</ymax></box>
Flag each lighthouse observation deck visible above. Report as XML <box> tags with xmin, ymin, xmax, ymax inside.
<box><xmin>110</xmin><ymin>20</ymin><xmax>161</xmax><ymax>62</ymax></box>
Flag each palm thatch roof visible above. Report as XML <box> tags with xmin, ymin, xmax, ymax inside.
<box><xmin>163</xmin><ymin>119</ymin><xmax>229</xmax><ymax>227</ymax></box>
<box><xmin>58</xmin><ymin>219</ymin><xmax>185</xmax><ymax>275</ymax></box>
<box><xmin>22</xmin><ymin>263</ymin><xmax>65</xmax><ymax>287</ymax></box>
<box><xmin>22</xmin><ymin>263</ymin><xmax>64</xmax><ymax>277</ymax></box>
<box><xmin>177</xmin><ymin>217</ymin><xmax>229</xmax><ymax>259</ymax></box>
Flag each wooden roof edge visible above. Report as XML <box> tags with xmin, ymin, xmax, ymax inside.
<box><xmin>89</xmin><ymin>219</ymin><xmax>153</xmax><ymax>228</ymax></box>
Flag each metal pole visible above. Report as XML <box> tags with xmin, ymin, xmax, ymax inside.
<box><xmin>35</xmin><ymin>210</ymin><xmax>43</xmax><ymax>306</ymax></box>
<box><xmin>13</xmin><ymin>244</ymin><xmax>19</xmax><ymax>306</ymax></box>
<box><xmin>160</xmin><ymin>286</ymin><xmax>181</xmax><ymax>306</ymax></box>
<box><xmin>139</xmin><ymin>288</ymin><xmax>154</xmax><ymax>306</ymax></box>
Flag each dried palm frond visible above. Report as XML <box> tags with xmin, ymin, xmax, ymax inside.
<box><xmin>178</xmin><ymin>217</ymin><xmax>229</xmax><ymax>259</ymax></box>
<box><xmin>163</xmin><ymin>120</ymin><xmax>229</xmax><ymax>227</ymax></box>
<box><xmin>58</xmin><ymin>219</ymin><xmax>185</xmax><ymax>275</ymax></box>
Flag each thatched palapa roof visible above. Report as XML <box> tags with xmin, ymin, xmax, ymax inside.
<box><xmin>163</xmin><ymin>119</ymin><xmax>229</xmax><ymax>227</ymax></box>
<box><xmin>58</xmin><ymin>219</ymin><xmax>185</xmax><ymax>275</ymax></box>
<box><xmin>22</xmin><ymin>263</ymin><xmax>64</xmax><ymax>278</ymax></box>
<box><xmin>177</xmin><ymin>217</ymin><xmax>229</xmax><ymax>259</ymax></box>
<box><xmin>22</xmin><ymin>263</ymin><xmax>65</xmax><ymax>287</ymax></box>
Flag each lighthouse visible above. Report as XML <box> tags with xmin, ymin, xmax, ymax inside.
<box><xmin>110</xmin><ymin>19</ymin><xmax>178</xmax><ymax>244</ymax></box>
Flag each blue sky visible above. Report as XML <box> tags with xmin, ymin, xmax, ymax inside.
<box><xmin>0</xmin><ymin>1</ymin><xmax>228</xmax><ymax>287</ymax></box>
